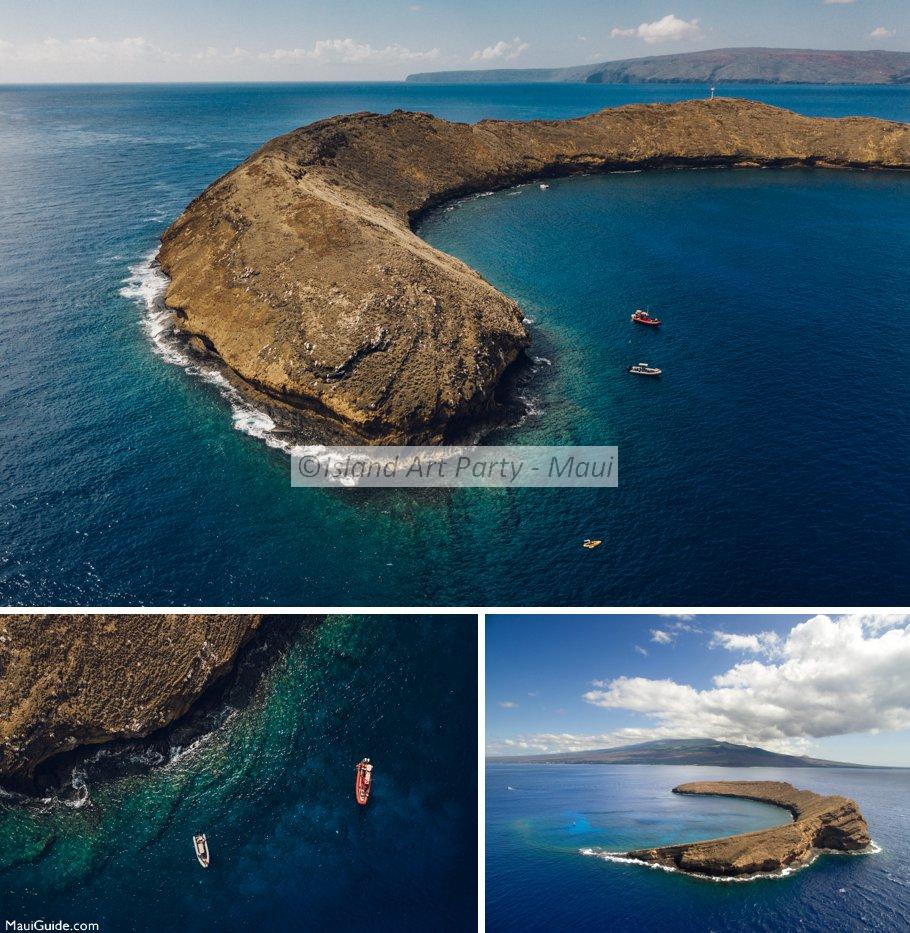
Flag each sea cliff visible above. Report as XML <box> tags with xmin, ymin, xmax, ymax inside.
<box><xmin>0</xmin><ymin>615</ymin><xmax>260</xmax><ymax>790</ymax></box>
<box><xmin>624</xmin><ymin>780</ymin><xmax>871</xmax><ymax>877</ymax></box>
<box><xmin>157</xmin><ymin>99</ymin><xmax>910</xmax><ymax>443</ymax></box>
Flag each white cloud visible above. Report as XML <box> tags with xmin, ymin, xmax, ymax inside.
<box><xmin>611</xmin><ymin>14</ymin><xmax>702</xmax><ymax>44</ymax></box>
<box><xmin>487</xmin><ymin>732</ymin><xmax>637</xmax><ymax>755</ymax></box>
<box><xmin>471</xmin><ymin>37</ymin><xmax>529</xmax><ymax>62</ymax></box>
<box><xmin>0</xmin><ymin>35</ymin><xmax>178</xmax><ymax>64</ymax></box>
<box><xmin>657</xmin><ymin>615</ymin><xmax>701</xmax><ymax>635</ymax></box>
<box><xmin>579</xmin><ymin>615</ymin><xmax>910</xmax><ymax>750</ymax></box>
<box><xmin>0</xmin><ymin>35</ymin><xmax>440</xmax><ymax>72</ymax></box>
<box><xmin>710</xmin><ymin>630</ymin><xmax>781</xmax><ymax>657</ymax></box>
<box><xmin>851</xmin><ymin>613</ymin><xmax>909</xmax><ymax>632</ymax></box>
<box><xmin>634</xmin><ymin>645</ymin><xmax>649</xmax><ymax>657</ymax></box>
<box><xmin>650</xmin><ymin>628</ymin><xmax>675</xmax><ymax>645</ymax></box>
<box><xmin>870</xmin><ymin>26</ymin><xmax>896</xmax><ymax>39</ymax></box>
<box><xmin>266</xmin><ymin>38</ymin><xmax>440</xmax><ymax>64</ymax></box>
<box><xmin>499</xmin><ymin>700</ymin><xmax>519</xmax><ymax>709</ymax></box>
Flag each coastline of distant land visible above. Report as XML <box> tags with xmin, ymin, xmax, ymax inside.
<box><xmin>407</xmin><ymin>47</ymin><xmax>910</xmax><ymax>85</ymax></box>
<box><xmin>486</xmin><ymin>738</ymin><xmax>890</xmax><ymax>768</ymax></box>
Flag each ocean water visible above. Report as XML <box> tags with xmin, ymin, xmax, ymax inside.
<box><xmin>0</xmin><ymin>616</ymin><xmax>478</xmax><ymax>932</ymax></box>
<box><xmin>0</xmin><ymin>83</ymin><xmax>908</xmax><ymax>605</ymax></box>
<box><xmin>486</xmin><ymin>764</ymin><xmax>910</xmax><ymax>932</ymax></box>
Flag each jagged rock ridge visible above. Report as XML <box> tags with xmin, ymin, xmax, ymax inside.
<box><xmin>157</xmin><ymin>99</ymin><xmax>910</xmax><ymax>443</ymax></box>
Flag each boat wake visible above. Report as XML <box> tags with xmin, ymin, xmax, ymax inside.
<box><xmin>579</xmin><ymin>841</ymin><xmax>882</xmax><ymax>883</ymax></box>
<box><xmin>120</xmin><ymin>252</ymin><xmax>293</xmax><ymax>453</ymax></box>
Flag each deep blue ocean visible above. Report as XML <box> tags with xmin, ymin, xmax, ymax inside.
<box><xmin>0</xmin><ymin>83</ymin><xmax>908</xmax><ymax>605</ymax></box>
<box><xmin>0</xmin><ymin>617</ymin><xmax>477</xmax><ymax>932</ymax></box>
<box><xmin>486</xmin><ymin>763</ymin><xmax>910</xmax><ymax>932</ymax></box>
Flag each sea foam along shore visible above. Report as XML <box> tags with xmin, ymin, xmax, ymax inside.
<box><xmin>122</xmin><ymin>249</ymin><xmax>544</xmax><ymax>454</ymax></box>
<box><xmin>120</xmin><ymin>252</ymin><xmax>291</xmax><ymax>452</ymax></box>
<box><xmin>579</xmin><ymin>841</ymin><xmax>883</xmax><ymax>883</ymax></box>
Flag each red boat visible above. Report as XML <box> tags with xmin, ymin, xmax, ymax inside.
<box><xmin>355</xmin><ymin>758</ymin><xmax>373</xmax><ymax>805</ymax></box>
<box><xmin>631</xmin><ymin>309</ymin><xmax>661</xmax><ymax>327</ymax></box>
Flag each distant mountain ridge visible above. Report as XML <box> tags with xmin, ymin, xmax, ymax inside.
<box><xmin>487</xmin><ymin>738</ymin><xmax>878</xmax><ymax>768</ymax></box>
<box><xmin>407</xmin><ymin>48</ymin><xmax>910</xmax><ymax>86</ymax></box>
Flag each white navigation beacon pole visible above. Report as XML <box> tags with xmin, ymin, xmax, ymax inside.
<box><xmin>710</xmin><ymin>86</ymin><xmax>716</xmax><ymax>100</ymax></box>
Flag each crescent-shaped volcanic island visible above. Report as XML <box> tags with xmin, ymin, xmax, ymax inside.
<box><xmin>622</xmin><ymin>780</ymin><xmax>872</xmax><ymax>878</ymax></box>
<box><xmin>156</xmin><ymin>99</ymin><xmax>910</xmax><ymax>443</ymax></box>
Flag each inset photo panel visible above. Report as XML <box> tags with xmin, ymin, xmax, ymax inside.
<box><xmin>0</xmin><ymin>614</ymin><xmax>478</xmax><ymax>932</ymax></box>
<box><xmin>485</xmin><ymin>612</ymin><xmax>909</xmax><ymax>932</ymax></box>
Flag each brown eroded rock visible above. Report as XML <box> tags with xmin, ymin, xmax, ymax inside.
<box><xmin>0</xmin><ymin>615</ymin><xmax>261</xmax><ymax>789</ymax></box>
<box><xmin>625</xmin><ymin>780</ymin><xmax>871</xmax><ymax>877</ymax></box>
<box><xmin>156</xmin><ymin>99</ymin><xmax>910</xmax><ymax>443</ymax></box>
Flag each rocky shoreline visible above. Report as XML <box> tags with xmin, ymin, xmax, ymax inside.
<box><xmin>623</xmin><ymin>780</ymin><xmax>871</xmax><ymax>878</ymax></box>
<box><xmin>0</xmin><ymin>615</ymin><xmax>264</xmax><ymax>793</ymax></box>
<box><xmin>156</xmin><ymin>99</ymin><xmax>910</xmax><ymax>444</ymax></box>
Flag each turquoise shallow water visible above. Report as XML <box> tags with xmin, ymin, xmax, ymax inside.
<box><xmin>486</xmin><ymin>764</ymin><xmax>910</xmax><ymax>932</ymax></box>
<box><xmin>0</xmin><ymin>617</ymin><xmax>477</xmax><ymax>931</ymax></box>
<box><xmin>0</xmin><ymin>83</ymin><xmax>908</xmax><ymax>604</ymax></box>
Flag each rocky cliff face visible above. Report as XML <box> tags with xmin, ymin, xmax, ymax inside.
<box><xmin>157</xmin><ymin>99</ymin><xmax>910</xmax><ymax>444</ymax></box>
<box><xmin>0</xmin><ymin>615</ymin><xmax>260</xmax><ymax>789</ymax></box>
<box><xmin>625</xmin><ymin>780</ymin><xmax>871</xmax><ymax>877</ymax></box>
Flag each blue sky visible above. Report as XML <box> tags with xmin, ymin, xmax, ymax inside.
<box><xmin>0</xmin><ymin>1</ymin><xmax>907</xmax><ymax>81</ymax></box>
<box><xmin>487</xmin><ymin>613</ymin><xmax>910</xmax><ymax>766</ymax></box>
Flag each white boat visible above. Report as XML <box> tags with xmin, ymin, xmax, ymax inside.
<box><xmin>628</xmin><ymin>362</ymin><xmax>662</xmax><ymax>377</ymax></box>
<box><xmin>539</xmin><ymin>183</ymin><xmax>549</xmax><ymax>190</ymax></box>
<box><xmin>194</xmin><ymin>834</ymin><xmax>210</xmax><ymax>868</ymax></box>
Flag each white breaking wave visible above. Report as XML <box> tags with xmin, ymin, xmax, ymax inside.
<box><xmin>516</xmin><ymin>392</ymin><xmax>544</xmax><ymax>419</ymax></box>
<box><xmin>163</xmin><ymin>728</ymin><xmax>220</xmax><ymax>769</ymax></box>
<box><xmin>64</xmin><ymin>767</ymin><xmax>91</xmax><ymax>810</ymax></box>
<box><xmin>580</xmin><ymin>841</ymin><xmax>881</xmax><ymax>883</ymax></box>
<box><xmin>120</xmin><ymin>252</ymin><xmax>292</xmax><ymax>453</ymax></box>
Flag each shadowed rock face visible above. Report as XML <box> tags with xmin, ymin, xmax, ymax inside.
<box><xmin>157</xmin><ymin>99</ymin><xmax>910</xmax><ymax>443</ymax></box>
<box><xmin>0</xmin><ymin>615</ymin><xmax>260</xmax><ymax>789</ymax></box>
<box><xmin>625</xmin><ymin>780</ymin><xmax>871</xmax><ymax>877</ymax></box>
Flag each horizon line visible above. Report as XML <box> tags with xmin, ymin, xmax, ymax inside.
<box><xmin>1</xmin><ymin>78</ymin><xmax>907</xmax><ymax>88</ymax></box>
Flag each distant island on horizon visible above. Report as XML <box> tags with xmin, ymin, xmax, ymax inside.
<box><xmin>487</xmin><ymin>737</ymin><xmax>889</xmax><ymax>768</ymax></box>
<box><xmin>407</xmin><ymin>47</ymin><xmax>910</xmax><ymax>86</ymax></box>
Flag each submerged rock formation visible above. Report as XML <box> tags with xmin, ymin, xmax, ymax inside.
<box><xmin>625</xmin><ymin>780</ymin><xmax>871</xmax><ymax>877</ymax></box>
<box><xmin>158</xmin><ymin>99</ymin><xmax>910</xmax><ymax>443</ymax></box>
<box><xmin>0</xmin><ymin>615</ymin><xmax>260</xmax><ymax>789</ymax></box>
